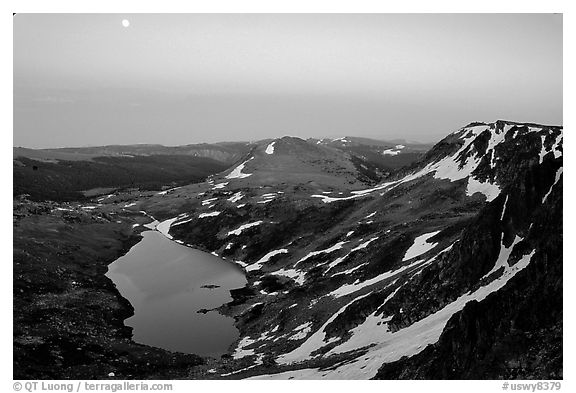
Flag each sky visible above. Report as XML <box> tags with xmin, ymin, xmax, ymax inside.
<box><xmin>13</xmin><ymin>13</ymin><xmax>562</xmax><ymax>148</ymax></box>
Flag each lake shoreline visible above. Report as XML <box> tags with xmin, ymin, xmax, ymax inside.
<box><xmin>14</xmin><ymin>198</ymin><xmax>205</xmax><ymax>379</ymax></box>
<box><xmin>107</xmin><ymin>228</ymin><xmax>247</xmax><ymax>357</ymax></box>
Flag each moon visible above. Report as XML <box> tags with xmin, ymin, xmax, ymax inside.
<box><xmin>122</xmin><ymin>19</ymin><xmax>130</xmax><ymax>28</ymax></box>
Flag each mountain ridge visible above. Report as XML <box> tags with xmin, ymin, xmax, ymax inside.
<box><xmin>133</xmin><ymin>119</ymin><xmax>562</xmax><ymax>379</ymax></box>
<box><xmin>12</xmin><ymin>119</ymin><xmax>562</xmax><ymax>379</ymax></box>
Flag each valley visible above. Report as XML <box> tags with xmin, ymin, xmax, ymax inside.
<box><xmin>13</xmin><ymin>121</ymin><xmax>562</xmax><ymax>380</ymax></box>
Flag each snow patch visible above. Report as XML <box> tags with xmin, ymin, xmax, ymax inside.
<box><xmin>246</xmin><ymin>249</ymin><xmax>289</xmax><ymax>272</ymax></box>
<box><xmin>296</xmin><ymin>241</ymin><xmax>348</xmax><ymax>265</ymax></box>
<box><xmin>261</xmin><ymin>248</ymin><xmax>536</xmax><ymax>379</ymax></box>
<box><xmin>485</xmin><ymin>126</ymin><xmax>508</xmax><ymax>168</ymax></box>
<box><xmin>321</xmin><ymin>249</ymin><xmax>537</xmax><ymax>379</ymax></box>
<box><xmin>402</xmin><ymin>231</ymin><xmax>440</xmax><ymax>261</ymax></box>
<box><xmin>201</xmin><ymin>198</ymin><xmax>218</xmax><ymax>206</ymax></box>
<box><xmin>157</xmin><ymin>186</ymin><xmax>182</xmax><ymax>196</ymax></box>
<box><xmin>333</xmin><ymin>137</ymin><xmax>350</xmax><ymax>143</ymax></box>
<box><xmin>143</xmin><ymin>220</ymin><xmax>159</xmax><ymax>230</ymax></box>
<box><xmin>156</xmin><ymin>217</ymin><xmax>179</xmax><ymax>239</ymax></box>
<box><xmin>232</xmin><ymin>336</ymin><xmax>258</xmax><ymax>359</ymax></box>
<box><xmin>482</xmin><ymin>235</ymin><xmax>522</xmax><ymax>279</ymax></box>
<box><xmin>351</xmin><ymin>237</ymin><xmax>379</xmax><ymax>252</ymax></box>
<box><xmin>275</xmin><ymin>292</ymin><xmax>373</xmax><ymax>364</ymax></box>
<box><xmin>328</xmin><ymin>244</ymin><xmax>451</xmax><ymax>299</ymax></box>
<box><xmin>212</xmin><ymin>182</ymin><xmax>228</xmax><ymax>190</ymax></box>
<box><xmin>325</xmin><ymin>253</ymin><xmax>352</xmax><ymax>273</ymax></box>
<box><xmin>288</xmin><ymin>322</ymin><xmax>313</xmax><ymax>341</ymax></box>
<box><xmin>265</xmin><ymin>141</ymin><xmax>276</xmax><ymax>154</ymax></box>
<box><xmin>552</xmin><ymin>132</ymin><xmax>563</xmax><ymax>158</ymax></box>
<box><xmin>364</xmin><ymin>211</ymin><xmax>377</xmax><ymax>219</ymax></box>
<box><xmin>542</xmin><ymin>167</ymin><xmax>562</xmax><ymax>204</ymax></box>
<box><xmin>199</xmin><ymin>211</ymin><xmax>221</xmax><ymax>218</ymax></box>
<box><xmin>272</xmin><ymin>268</ymin><xmax>307</xmax><ymax>285</ymax></box>
<box><xmin>333</xmin><ymin>262</ymin><xmax>368</xmax><ymax>276</ymax></box>
<box><xmin>351</xmin><ymin>180</ymin><xmax>399</xmax><ymax>196</ymax></box>
<box><xmin>326</xmin><ymin>237</ymin><xmax>378</xmax><ymax>273</ymax></box>
<box><xmin>382</xmin><ymin>149</ymin><xmax>400</xmax><ymax>156</ymax></box>
<box><xmin>227</xmin><ymin>221</ymin><xmax>263</xmax><ymax>236</ymax></box>
<box><xmin>501</xmin><ymin>195</ymin><xmax>509</xmax><ymax>221</ymax></box>
<box><xmin>466</xmin><ymin>177</ymin><xmax>501</xmax><ymax>202</ymax></box>
<box><xmin>539</xmin><ymin>135</ymin><xmax>548</xmax><ymax>164</ymax></box>
<box><xmin>311</xmin><ymin>194</ymin><xmax>365</xmax><ymax>203</ymax></box>
<box><xmin>172</xmin><ymin>216</ymin><xmax>194</xmax><ymax>227</ymax></box>
<box><xmin>97</xmin><ymin>194</ymin><xmax>114</xmax><ymax>202</ymax></box>
<box><xmin>228</xmin><ymin>192</ymin><xmax>244</xmax><ymax>203</ymax></box>
<box><xmin>225</xmin><ymin>157</ymin><xmax>254</xmax><ymax>179</ymax></box>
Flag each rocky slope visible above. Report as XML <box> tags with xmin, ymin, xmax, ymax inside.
<box><xmin>375</xmin><ymin>144</ymin><xmax>563</xmax><ymax>379</ymax></box>
<box><xmin>136</xmin><ymin>120</ymin><xmax>562</xmax><ymax>379</ymax></box>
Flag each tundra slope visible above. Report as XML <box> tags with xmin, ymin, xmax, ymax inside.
<box><xmin>138</xmin><ymin>120</ymin><xmax>562</xmax><ymax>379</ymax></box>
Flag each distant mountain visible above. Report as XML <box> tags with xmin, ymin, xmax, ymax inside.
<box><xmin>216</xmin><ymin>136</ymin><xmax>383</xmax><ymax>189</ymax></box>
<box><xmin>13</xmin><ymin>136</ymin><xmax>430</xmax><ymax>202</ymax></box>
<box><xmin>309</xmin><ymin>136</ymin><xmax>432</xmax><ymax>174</ymax></box>
<box><xmin>14</xmin><ymin>142</ymin><xmax>252</xmax><ymax>164</ymax></box>
<box><xmin>13</xmin><ymin>154</ymin><xmax>231</xmax><ymax>202</ymax></box>
<box><xmin>138</xmin><ymin>120</ymin><xmax>562</xmax><ymax>379</ymax></box>
<box><xmin>13</xmin><ymin>142</ymin><xmax>256</xmax><ymax>201</ymax></box>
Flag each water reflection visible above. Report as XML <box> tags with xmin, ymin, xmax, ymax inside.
<box><xmin>107</xmin><ymin>230</ymin><xmax>246</xmax><ymax>357</ymax></box>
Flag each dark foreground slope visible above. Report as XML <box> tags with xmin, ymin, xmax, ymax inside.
<box><xmin>13</xmin><ymin>199</ymin><xmax>204</xmax><ymax>379</ymax></box>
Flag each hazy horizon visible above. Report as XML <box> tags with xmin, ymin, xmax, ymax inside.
<box><xmin>13</xmin><ymin>118</ymin><xmax>563</xmax><ymax>150</ymax></box>
<box><xmin>14</xmin><ymin>14</ymin><xmax>562</xmax><ymax>149</ymax></box>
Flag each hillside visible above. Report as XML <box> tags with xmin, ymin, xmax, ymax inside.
<box><xmin>134</xmin><ymin>120</ymin><xmax>562</xmax><ymax>379</ymax></box>
<box><xmin>14</xmin><ymin>142</ymin><xmax>252</xmax><ymax>163</ymax></box>
<box><xmin>13</xmin><ymin>120</ymin><xmax>562</xmax><ymax>379</ymax></box>
<box><xmin>13</xmin><ymin>142</ymin><xmax>255</xmax><ymax>201</ymax></box>
<box><xmin>13</xmin><ymin>137</ymin><xmax>424</xmax><ymax>202</ymax></box>
<box><xmin>311</xmin><ymin>136</ymin><xmax>432</xmax><ymax>174</ymax></box>
<box><xmin>13</xmin><ymin>155</ymin><xmax>231</xmax><ymax>202</ymax></box>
